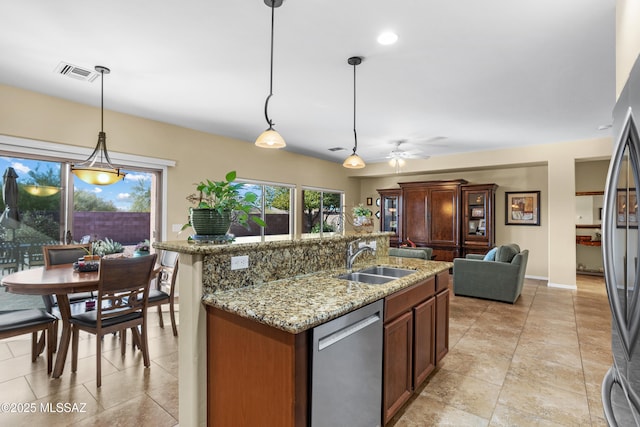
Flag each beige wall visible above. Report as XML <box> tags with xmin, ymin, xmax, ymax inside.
<box><xmin>0</xmin><ymin>84</ymin><xmax>361</xmax><ymax>240</ymax></box>
<box><xmin>0</xmin><ymin>85</ymin><xmax>614</xmax><ymax>287</ymax></box>
<box><xmin>353</xmin><ymin>138</ymin><xmax>612</xmax><ymax>286</ymax></box>
<box><xmin>617</xmin><ymin>0</ymin><xmax>640</xmax><ymax>96</ymax></box>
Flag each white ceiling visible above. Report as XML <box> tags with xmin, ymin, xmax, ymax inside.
<box><xmin>0</xmin><ymin>1</ymin><xmax>616</xmax><ymax>166</ymax></box>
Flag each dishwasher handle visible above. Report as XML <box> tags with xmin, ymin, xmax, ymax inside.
<box><xmin>317</xmin><ymin>312</ymin><xmax>381</xmax><ymax>351</ymax></box>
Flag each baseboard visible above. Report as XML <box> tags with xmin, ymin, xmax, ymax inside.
<box><xmin>547</xmin><ymin>282</ymin><xmax>578</xmax><ymax>290</ymax></box>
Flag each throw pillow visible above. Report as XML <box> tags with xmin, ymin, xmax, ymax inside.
<box><xmin>496</xmin><ymin>244</ymin><xmax>519</xmax><ymax>263</ymax></box>
<box><xmin>483</xmin><ymin>247</ymin><xmax>498</xmax><ymax>261</ymax></box>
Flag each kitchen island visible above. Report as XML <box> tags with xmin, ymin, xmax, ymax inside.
<box><xmin>154</xmin><ymin>233</ymin><xmax>452</xmax><ymax>426</ymax></box>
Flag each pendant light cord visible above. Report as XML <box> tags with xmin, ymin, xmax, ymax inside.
<box><xmin>100</xmin><ymin>68</ymin><xmax>104</xmax><ymax>133</ymax></box>
<box><xmin>352</xmin><ymin>60</ymin><xmax>358</xmax><ymax>154</ymax></box>
<box><xmin>264</xmin><ymin>0</ymin><xmax>276</xmax><ymax>129</ymax></box>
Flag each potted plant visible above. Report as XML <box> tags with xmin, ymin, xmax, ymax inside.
<box><xmin>92</xmin><ymin>237</ymin><xmax>125</xmax><ymax>257</ymax></box>
<box><xmin>352</xmin><ymin>203</ymin><xmax>374</xmax><ymax>233</ymax></box>
<box><xmin>183</xmin><ymin>170</ymin><xmax>266</xmax><ymax>237</ymax></box>
<box><xmin>134</xmin><ymin>239</ymin><xmax>151</xmax><ymax>257</ymax></box>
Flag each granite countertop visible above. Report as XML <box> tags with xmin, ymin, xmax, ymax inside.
<box><xmin>202</xmin><ymin>256</ymin><xmax>452</xmax><ymax>334</ymax></box>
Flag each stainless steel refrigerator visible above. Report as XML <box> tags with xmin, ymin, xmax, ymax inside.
<box><xmin>602</xmin><ymin>53</ymin><xmax>640</xmax><ymax>426</ymax></box>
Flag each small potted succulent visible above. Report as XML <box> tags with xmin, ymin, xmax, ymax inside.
<box><xmin>183</xmin><ymin>170</ymin><xmax>266</xmax><ymax>237</ymax></box>
<box><xmin>134</xmin><ymin>239</ymin><xmax>151</xmax><ymax>257</ymax></box>
<box><xmin>352</xmin><ymin>203</ymin><xmax>374</xmax><ymax>233</ymax></box>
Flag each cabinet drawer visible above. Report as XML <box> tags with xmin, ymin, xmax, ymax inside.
<box><xmin>385</xmin><ymin>277</ymin><xmax>435</xmax><ymax>323</ymax></box>
<box><xmin>435</xmin><ymin>270</ymin><xmax>450</xmax><ymax>293</ymax></box>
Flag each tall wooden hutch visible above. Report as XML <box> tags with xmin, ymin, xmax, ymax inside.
<box><xmin>379</xmin><ymin>180</ymin><xmax>497</xmax><ymax>261</ymax></box>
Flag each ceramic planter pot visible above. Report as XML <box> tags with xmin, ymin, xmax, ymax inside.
<box><xmin>190</xmin><ymin>208</ymin><xmax>232</xmax><ymax>236</ymax></box>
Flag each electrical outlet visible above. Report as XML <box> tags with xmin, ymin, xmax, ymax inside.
<box><xmin>231</xmin><ymin>255</ymin><xmax>249</xmax><ymax>270</ymax></box>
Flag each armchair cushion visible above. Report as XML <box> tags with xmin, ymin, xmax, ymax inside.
<box><xmin>483</xmin><ymin>247</ymin><xmax>498</xmax><ymax>261</ymax></box>
<box><xmin>495</xmin><ymin>244</ymin><xmax>520</xmax><ymax>263</ymax></box>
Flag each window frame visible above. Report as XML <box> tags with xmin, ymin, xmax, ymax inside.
<box><xmin>234</xmin><ymin>178</ymin><xmax>295</xmax><ymax>243</ymax></box>
<box><xmin>300</xmin><ymin>185</ymin><xmax>345</xmax><ymax>238</ymax></box>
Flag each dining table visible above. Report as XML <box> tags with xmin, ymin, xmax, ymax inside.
<box><xmin>2</xmin><ymin>264</ymin><xmax>101</xmax><ymax>378</ymax></box>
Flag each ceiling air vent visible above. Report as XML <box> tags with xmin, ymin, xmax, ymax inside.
<box><xmin>54</xmin><ymin>62</ymin><xmax>100</xmax><ymax>82</ymax></box>
<box><xmin>328</xmin><ymin>147</ymin><xmax>347</xmax><ymax>152</ymax></box>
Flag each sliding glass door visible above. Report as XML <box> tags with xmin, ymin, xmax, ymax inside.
<box><xmin>0</xmin><ymin>154</ymin><xmax>159</xmax><ymax>272</ymax></box>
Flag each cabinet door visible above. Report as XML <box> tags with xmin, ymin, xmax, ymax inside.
<box><xmin>413</xmin><ymin>297</ymin><xmax>436</xmax><ymax>387</ymax></box>
<box><xmin>383</xmin><ymin>311</ymin><xmax>413</xmax><ymax>424</ymax></box>
<box><xmin>462</xmin><ymin>184</ymin><xmax>497</xmax><ymax>253</ymax></box>
<box><xmin>435</xmin><ymin>289</ymin><xmax>450</xmax><ymax>363</ymax></box>
<box><xmin>427</xmin><ymin>186</ymin><xmax>458</xmax><ymax>245</ymax></box>
<box><xmin>402</xmin><ymin>188</ymin><xmax>428</xmax><ymax>245</ymax></box>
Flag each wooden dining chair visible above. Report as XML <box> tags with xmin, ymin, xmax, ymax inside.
<box><xmin>42</xmin><ymin>243</ymin><xmax>95</xmax><ymax>310</ymax></box>
<box><xmin>69</xmin><ymin>254</ymin><xmax>157</xmax><ymax>387</ymax></box>
<box><xmin>41</xmin><ymin>243</ymin><xmax>95</xmax><ymax>347</ymax></box>
<box><xmin>0</xmin><ymin>309</ymin><xmax>58</xmax><ymax>374</ymax></box>
<box><xmin>145</xmin><ymin>250</ymin><xmax>179</xmax><ymax>336</ymax></box>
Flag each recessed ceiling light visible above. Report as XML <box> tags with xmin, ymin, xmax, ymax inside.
<box><xmin>377</xmin><ymin>31</ymin><xmax>398</xmax><ymax>46</ymax></box>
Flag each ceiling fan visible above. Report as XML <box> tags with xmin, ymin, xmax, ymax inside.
<box><xmin>386</xmin><ymin>139</ymin><xmax>434</xmax><ymax>173</ymax></box>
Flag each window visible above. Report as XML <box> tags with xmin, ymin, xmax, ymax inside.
<box><xmin>0</xmin><ymin>135</ymin><xmax>174</xmax><ymax>269</ymax></box>
<box><xmin>301</xmin><ymin>188</ymin><xmax>343</xmax><ymax>236</ymax></box>
<box><xmin>72</xmin><ymin>168</ymin><xmax>155</xmax><ymax>246</ymax></box>
<box><xmin>232</xmin><ymin>180</ymin><xmax>294</xmax><ymax>242</ymax></box>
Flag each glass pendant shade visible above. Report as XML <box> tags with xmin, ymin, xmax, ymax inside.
<box><xmin>23</xmin><ymin>185</ymin><xmax>60</xmax><ymax>196</ymax></box>
<box><xmin>343</xmin><ymin>153</ymin><xmax>366</xmax><ymax>169</ymax></box>
<box><xmin>71</xmin><ymin>131</ymin><xmax>125</xmax><ymax>185</ymax></box>
<box><xmin>70</xmin><ymin>66</ymin><xmax>126</xmax><ymax>186</ymax></box>
<box><xmin>255</xmin><ymin>128</ymin><xmax>286</xmax><ymax>148</ymax></box>
<box><xmin>72</xmin><ymin>166</ymin><xmax>125</xmax><ymax>185</ymax></box>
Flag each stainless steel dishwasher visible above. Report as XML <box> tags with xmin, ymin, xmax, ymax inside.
<box><xmin>310</xmin><ymin>299</ymin><xmax>384</xmax><ymax>427</ymax></box>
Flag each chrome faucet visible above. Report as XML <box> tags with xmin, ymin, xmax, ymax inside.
<box><xmin>346</xmin><ymin>239</ymin><xmax>376</xmax><ymax>271</ymax></box>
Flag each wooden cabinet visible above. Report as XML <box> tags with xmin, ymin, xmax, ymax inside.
<box><xmin>382</xmin><ymin>272</ymin><xmax>449</xmax><ymax>424</ymax></box>
<box><xmin>378</xmin><ymin>188</ymin><xmax>402</xmax><ymax>247</ymax></box>
<box><xmin>207</xmin><ymin>307</ymin><xmax>309</xmax><ymax>427</ymax></box>
<box><xmin>383</xmin><ymin>311</ymin><xmax>413</xmax><ymax>422</ymax></box>
<box><xmin>399</xmin><ymin>180</ymin><xmax>467</xmax><ymax>261</ymax></box>
<box><xmin>435</xmin><ymin>270</ymin><xmax>450</xmax><ymax>363</ymax></box>
<box><xmin>413</xmin><ymin>297</ymin><xmax>436</xmax><ymax>385</ymax></box>
<box><xmin>379</xmin><ymin>180</ymin><xmax>497</xmax><ymax>260</ymax></box>
<box><xmin>461</xmin><ymin>184</ymin><xmax>497</xmax><ymax>256</ymax></box>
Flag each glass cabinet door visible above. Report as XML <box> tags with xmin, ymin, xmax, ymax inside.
<box><xmin>378</xmin><ymin>189</ymin><xmax>402</xmax><ymax>246</ymax></box>
<box><xmin>466</xmin><ymin>192</ymin><xmax>486</xmax><ymax>238</ymax></box>
<box><xmin>383</xmin><ymin>196</ymin><xmax>399</xmax><ymax>234</ymax></box>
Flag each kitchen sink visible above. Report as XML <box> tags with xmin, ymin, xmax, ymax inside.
<box><xmin>358</xmin><ymin>266</ymin><xmax>416</xmax><ymax>278</ymax></box>
<box><xmin>337</xmin><ymin>266</ymin><xmax>417</xmax><ymax>285</ymax></box>
<box><xmin>337</xmin><ymin>272</ymin><xmax>395</xmax><ymax>285</ymax></box>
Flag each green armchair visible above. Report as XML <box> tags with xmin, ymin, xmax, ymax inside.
<box><xmin>453</xmin><ymin>244</ymin><xmax>528</xmax><ymax>304</ymax></box>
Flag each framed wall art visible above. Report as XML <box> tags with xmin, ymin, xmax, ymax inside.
<box><xmin>505</xmin><ymin>191</ymin><xmax>540</xmax><ymax>226</ymax></box>
<box><xmin>617</xmin><ymin>189</ymin><xmax>638</xmax><ymax>228</ymax></box>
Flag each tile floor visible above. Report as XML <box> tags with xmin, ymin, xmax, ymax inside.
<box><xmin>390</xmin><ymin>275</ymin><xmax>611</xmax><ymax>426</ymax></box>
<box><xmin>0</xmin><ymin>275</ymin><xmax>612</xmax><ymax>426</ymax></box>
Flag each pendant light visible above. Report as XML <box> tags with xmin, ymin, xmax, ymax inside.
<box><xmin>255</xmin><ymin>0</ymin><xmax>286</xmax><ymax>149</ymax></box>
<box><xmin>71</xmin><ymin>65</ymin><xmax>126</xmax><ymax>185</ymax></box>
<box><xmin>343</xmin><ymin>56</ymin><xmax>366</xmax><ymax>169</ymax></box>
<box><xmin>23</xmin><ymin>185</ymin><xmax>60</xmax><ymax>196</ymax></box>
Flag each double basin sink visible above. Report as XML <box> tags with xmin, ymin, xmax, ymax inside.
<box><xmin>338</xmin><ymin>266</ymin><xmax>416</xmax><ymax>285</ymax></box>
